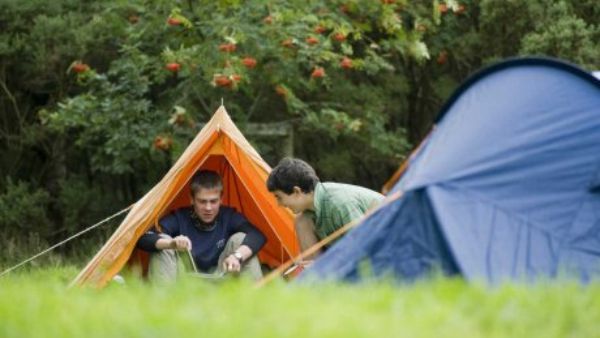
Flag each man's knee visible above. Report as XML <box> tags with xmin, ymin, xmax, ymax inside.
<box><xmin>148</xmin><ymin>234</ymin><xmax>177</xmax><ymax>282</ymax></box>
<box><xmin>158</xmin><ymin>233</ymin><xmax>173</xmax><ymax>240</ymax></box>
<box><xmin>154</xmin><ymin>234</ymin><xmax>176</xmax><ymax>256</ymax></box>
<box><xmin>227</xmin><ymin>232</ymin><xmax>246</xmax><ymax>247</ymax></box>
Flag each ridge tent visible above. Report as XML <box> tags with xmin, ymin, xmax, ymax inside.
<box><xmin>304</xmin><ymin>58</ymin><xmax>600</xmax><ymax>284</ymax></box>
<box><xmin>72</xmin><ymin>106</ymin><xmax>299</xmax><ymax>288</ymax></box>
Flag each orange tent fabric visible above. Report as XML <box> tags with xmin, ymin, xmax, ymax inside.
<box><xmin>72</xmin><ymin>106</ymin><xmax>299</xmax><ymax>288</ymax></box>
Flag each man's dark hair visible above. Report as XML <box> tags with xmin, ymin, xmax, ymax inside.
<box><xmin>267</xmin><ymin>158</ymin><xmax>320</xmax><ymax>194</ymax></box>
<box><xmin>190</xmin><ymin>170</ymin><xmax>223</xmax><ymax>195</ymax></box>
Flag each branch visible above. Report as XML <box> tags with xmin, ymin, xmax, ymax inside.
<box><xmin>0</xmin><ymin>125</ymin><xmax>10</xmax><ymax>139</ymax></box>
<box><xmin>305</xmin><ymin>101</ymin><xmax>346</xmax><ymax>110</ymax></box>
<box><xmin>0</xmin><ymin>78</ymin><xmax>22</xmax><ymax>123</ymax></box>
<box><xmin>245</xmin><ymin>87</ymin><xmax>264</xmax><ymax>122</ymax></box>
<box><xmin>193</xmin><ymin>89</ymin><xmax>212</xmax><ymax>117</ymax></box>
<box><xmin>198</xmin><ymin>96</ymin><xmax>212</xmax><ymax>117</ymax></box>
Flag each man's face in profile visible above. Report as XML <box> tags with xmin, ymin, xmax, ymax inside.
<box><xmin>192</xmin><ymin>187</ymin><xmax>222</xmax><ymax>223</ymax></box>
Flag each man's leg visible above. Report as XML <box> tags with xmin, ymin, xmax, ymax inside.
<box><xmin>217</xmin><ymin>232</ymin><xmax>263</xmax><ymax>281</ymax></box>
<box><xmin>295</xmin><ymin>212</ymin><xmax>322</xmax><ymax>259</ymax></box>
<box><xmin>148</xmin><ymin>234</ymin><xmax>178</xmax><ymax>283</ymax></box>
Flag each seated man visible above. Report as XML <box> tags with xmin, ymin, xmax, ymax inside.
<box><xmin>136</xmin><ymin>170</ymin><xmax>266</xmax><ymax>281</ymax></box>
<box><xmin>267</xmin><ymin>158</ymin><xmax>384</xmax><ymax>261</ymax></box>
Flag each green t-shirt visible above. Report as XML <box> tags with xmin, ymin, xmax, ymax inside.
<box><xmin>309</xmin><ymin>182</ymin><xmax>384</xmax><ymax>241</ymax></box>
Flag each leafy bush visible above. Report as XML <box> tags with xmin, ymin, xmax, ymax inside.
<box><xmin>0</xmin><ymin>179</ymin><xmax>52</xmax><ymax>237</ymax></box>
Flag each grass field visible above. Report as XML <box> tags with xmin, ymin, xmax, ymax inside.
<box><xmin>1</xmin><ymin>266</ymin><xmax>599</xmax><ymax>338</ymax></box>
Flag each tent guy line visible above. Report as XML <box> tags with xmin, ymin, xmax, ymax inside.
<box><xmin>0</xmin><ymin>205</ymin><xmax>133</xmax><ymax>279</ymax></box>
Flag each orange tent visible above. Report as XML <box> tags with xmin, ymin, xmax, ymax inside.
<box><xmin>72</xmin><ymin>106</ymin><xmax>299</xmax><ymax>288</ymax></box>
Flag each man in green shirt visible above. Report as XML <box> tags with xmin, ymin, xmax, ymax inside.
<box><xmin>267</xmin><ymin>158</ymin><xmax>384</xmax><ymax>260</ymax></box>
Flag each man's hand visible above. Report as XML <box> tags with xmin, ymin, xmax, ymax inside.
<box><xmin>299</xmin><ymin>260</ymin><xmax>314</xmax><ymax>268</ymax></box>
<box><xmin>284</xmin><ymin>260</ymin><xmax>313</xmax><ymax>276</ymax></box>
<box><xmin>223</xmin><ymin>254</ymin><xmax>242</xmax><ymax>273</ymax></box>
<box><xmin>170</xmin><ymin>235</ymin><xmax>192</xmax><ymax>251</ymax></box>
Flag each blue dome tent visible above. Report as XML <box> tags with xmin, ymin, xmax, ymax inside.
<box><xmin>304</xmin><ymin>58</ymin><xmax>600</xmax><ymax>284</ymax></box>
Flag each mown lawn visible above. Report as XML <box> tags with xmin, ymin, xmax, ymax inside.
<box><xmin>0</xmin><ymin>266</ymin><xmax>598</xmax><ymax>338</ymax></box>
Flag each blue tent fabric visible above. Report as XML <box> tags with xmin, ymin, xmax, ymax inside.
<box><xmin>303</xmin><ymin>58</ymin><xmax>600</xmax><ymax>284</ymax></box>
<box><xmin>300</xmin><ymin>190</ymin><xmax>459</xmax><ymax>282</ymax></box>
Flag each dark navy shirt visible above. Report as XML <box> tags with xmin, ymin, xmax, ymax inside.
<box><xmin>137</xmin><ymin>206</ymin><xmax>266</xmax><ymax>271</ymax></box>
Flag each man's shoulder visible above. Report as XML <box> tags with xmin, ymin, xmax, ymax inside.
<box><xmin>320</xmin><ymin>182</ymin><xmax>382</xmax><ymax>201</ymax></box>
<box><xmin>218</xmin><ymin>205</ymin><xmax>239</xmax><ymax>216</ymax></box>
<box><xmin>168</xmin><ymin>206</ymin><xmax>193</xmax><ymax>217</ymax></box>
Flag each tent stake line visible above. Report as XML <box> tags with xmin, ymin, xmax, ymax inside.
<box><xmin>0</xmin><ymin>206</ymin><xmax>132</xmax><ymax>279</ymax></box>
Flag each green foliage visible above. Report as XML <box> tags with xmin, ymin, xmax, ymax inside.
<box><xmin>520</xmin><ymin>2</ymin><xmax>599</xmax><ymax>69</ymax></box>
<box><xmin>0</xmin><ymin>179</ymin><xmax>52</xmax><ymax>237</ymax></box>
<box><xmin>40</xmin><ymin>51</ymin><xmax>168</xmax><ymax>174</ymax></box>
<box><xmin>0</xmin><ymin>176</ymin><xmax>123</xmax><ymax>265</ymax></box>
<box><xmin>56</xmin><ymin>176</ymin><xmax>113</xmax><ymax>234</ymax></box>
<box><xmin>31</xmin><ymin>0</ymin><xmax>427</xmax><ymax>185</ymax></box>
<box><xmin>0</xmin><ymin>179</ymin><xmax>52</xmax><ymax>263</ymax></box>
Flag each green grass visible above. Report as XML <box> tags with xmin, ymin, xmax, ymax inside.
<box><xmin>1</xmin><ymin>266</ymin><xmax>599</xmax><ymax>338</ymax></box>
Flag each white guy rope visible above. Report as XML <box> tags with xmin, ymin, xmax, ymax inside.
<box><xmin>0</xmin><ymin>205</ymin><xmax>132</xmax><ymax>278</ymax></box>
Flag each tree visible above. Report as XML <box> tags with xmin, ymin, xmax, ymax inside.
<box><xmin>43</xmin><ymin>0</ymin><xmax>429</xmax><ymax>184</ymax></box>
<box><xmin>1</xmin><ymin>0</ymin><xmax>598</xmax><ymax>258</ymax></box>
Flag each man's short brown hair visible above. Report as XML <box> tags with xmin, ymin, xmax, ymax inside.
<box><xmin>267</xmin><ymin>158</ymin><xmax>319</xmax><ymax>194</ymax></box>
<box><xmin>190</xmin><ymin>170</ymin><xmax>223</xmax><ymax>195</ymax></box>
